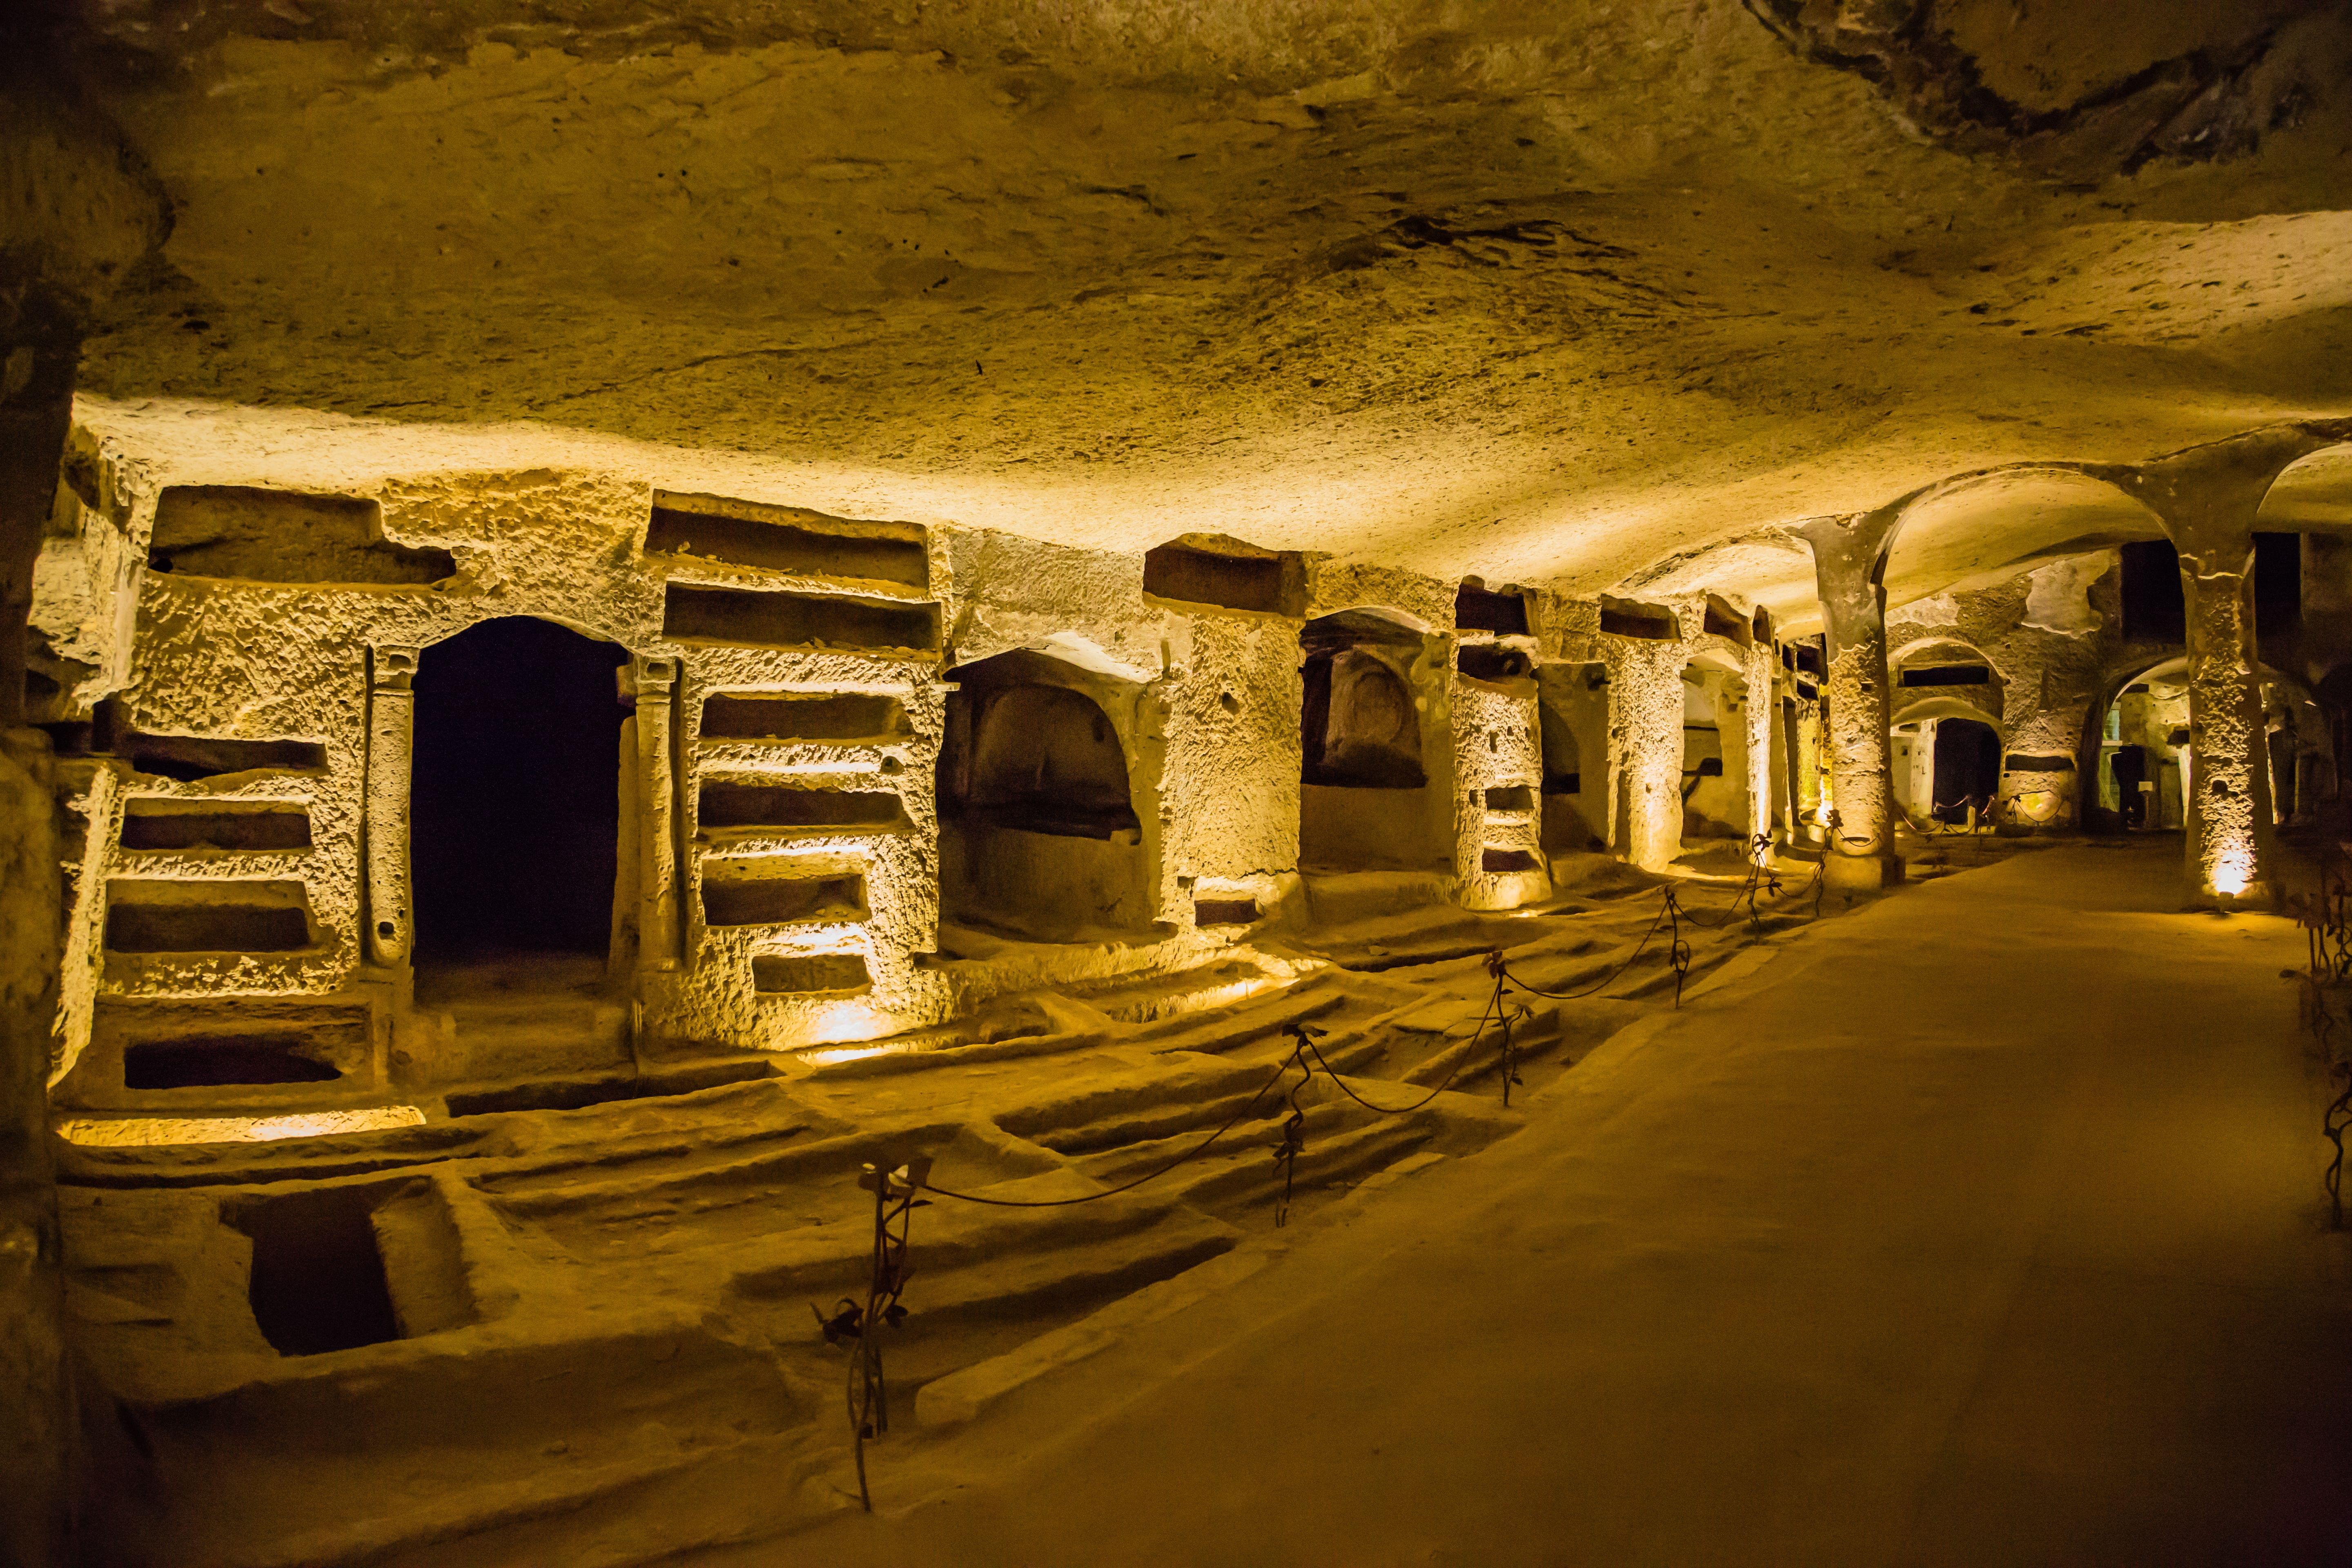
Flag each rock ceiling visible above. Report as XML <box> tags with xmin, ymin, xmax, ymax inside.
<box><xmin>45</xmin><ymin>0</ymin><xmax>2352</xmax><ymax>617</ymax></box>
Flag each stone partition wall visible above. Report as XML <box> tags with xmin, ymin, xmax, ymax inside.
<box><xmin>42</xmin><ymin>425</ymin><xmax>1791</xmax><ymax>1074</ymax></box>
<box><xmin>1885</xmin><ymin>551</ymin><xmax>2114</xmax><ymax>830</ymax></box>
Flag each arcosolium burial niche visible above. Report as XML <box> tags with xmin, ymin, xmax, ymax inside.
<box><xmin>410</xmin><ymin>617</ymin><xmax>629</xmax><ymax>969</ymax></box>
<box><xmin>1298</xmin><ymin>611</ymin><xmax>1446</xmax><ymax>871</ymax></box>
<box><xmin>936</xmin><ymin>650</ymin><xmax>1150</xmax><ymax>940</ymax></box>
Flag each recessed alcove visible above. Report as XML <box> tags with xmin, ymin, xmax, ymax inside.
<box><xmin>937</xmin><ymin>646</ymin><xmax>1154</xmax><ymax>939</ymax></box>
<box><xmin>1299</xmin><ymin>611</ymin><xmax>1446</xmax><ymax>872</ymax></box>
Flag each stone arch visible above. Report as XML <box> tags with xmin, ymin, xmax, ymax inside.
<box><xmin>1890</xmin><ymin>635</ymin><xmax>2006</xmax><ymax>727</ymax></box>
<box><xmin>1882</xmin><ymin>468</ymin><xmax>2167</xmax><ymax>604</ymax></box>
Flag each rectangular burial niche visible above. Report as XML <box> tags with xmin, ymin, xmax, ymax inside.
<box><xmin>1702</xmin><ymin>597</ymin><xmax>1752</xmax><ymax>645</ymax></box>
<box><xmin>1455</xmin><ymin>581</ymin><xmax>1530</xmax><ymax>635</ymax></box>
<box><xmin>646</xmin><ymin>496</ymin><xmax>929</xmax><ymax>590</ymax></box>
<box><xmin>117</xmin><ymin>732</ymin><xmax>328</xmax><ymax>783</ymax></box>
<box><xmin>1142</xmin><ymin>535</ymin><xmax>1302</xmax><ymax>615</ymax></box>
<box><xmin>229</xmin><ymin>1187</ymin><xmax>400</xmax><ymax>1357</ymax></box>
<box><xmin>124</xmin><ymin>1033</ymin><xmax>340</xmax><ymax>1089</ymax></box>
<box><xmin>663</xmin><ymin>583</ymin><xmax>942</xmax><ymax>655</ymax></box>
<box><xmin>1485</xmin><ymin>785</ymin><xmax>1535</xmax><ymax>813</ymax></box>
<box><xmin>697</xmin><ymin>782</ymin><xmax>910</xmax><ymax>835</ymax></box>
<box><xmin>149</xmin><ymin>486</ymin><xmax>453</xmax><ymax>585</ymax></box>
<box><xmin>1599</xmin><ymin>599</ymin><xmax>1679</xmax><ymax>640</ymax></box>
<box><xmin>1193</xmin><ymin>895</ymin><xmax>1259</xmax><ymax>927</ymax></box>
<box><xmin>105</xmin><ymin>880</ymin><xmax>312</xmax><ymax>953</ymax></box>
<box><xmin>120</xmin><ymin>799</ymin><xmax>312</xmax><ymax>852</ymax></box>
<box><xmin>699</xmin><ymin>691</ymin><xmax>912</xmax><ymax>745</ymax></box>
<box><xmin>1457</xmin><ymin>644</ymin><xmax>1532</xmax><ymax>683</ymax></box>
<box><xmin>1900</xmin><ymin>664</ymin><xmax>1992</xmax><ymax>688</ymax></box>
<box><xmin>409</xmin><ymin>617</ymin><xmax>628</xmax><ymax>968</ymax></box>
<box><xmin>751</xmin><ymin>952</ymin><xmax>873</xmax><ymax>994</ymax></box>
<box><xmin>702</xmin><ymin>870</ymin><xmax>867</xmax><ymax>928</ymax></box>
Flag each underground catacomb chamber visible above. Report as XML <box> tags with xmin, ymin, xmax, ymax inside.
<box><xmin>938</xmin><ymin>651</ymin><xmax>1152</xmax><ymax>938</ymax></box>
<box><xmin>410</xmin><ymin>617</ymin><xmax>628</xmax><ymax>967</ymax></box>
<box><xmin>1300</xmin><ymin>612</ymin><xmax>1446</xmax><ymax>872</ymax></box>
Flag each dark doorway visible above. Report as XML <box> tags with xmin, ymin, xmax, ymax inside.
<box><xmin>411</xmin><ymin>618</ymin><xmax>628</xmax><ymax>965</ymax></box>
<box><xmin>1931</xmin><ymin>718</ymin><xmax>2000</xmax><ymax>825</ymax></box>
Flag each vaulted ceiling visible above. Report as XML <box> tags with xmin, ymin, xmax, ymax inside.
<box><xmin>45</xmin><ymin>0</ymin><xmax>2352</xmax><ymax>604</ymax></box>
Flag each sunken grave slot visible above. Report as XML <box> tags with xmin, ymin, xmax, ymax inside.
<box><xmin>646</xmin><ymin>502</ymin><xmax>928</xmax><ymax>589</ymax></box>
<box><xmin>1485</xmin><ymin>785</ymin><xmax>1535</xmax><ymax>813</ymax></box>
<box><xmin>699</xmin><ymin>692</ymin><xmax>912</xmax><ymax>744</ymax></box>
<box><xmin>702</xmin><ymin>871</ymin><xmax>869</xmax><ymax>928</ymax></box>
<box><xmin>1142</xmin><ymin>540</ymin><xmax>1294</xmax><ymax>614</ymax></box>
<box><xmin>120</xmin><ymin>802</ymin><xmax>313</xmax><ymax>852</ymax></box>
<box><xmin>233</xmin><ymin>1187</ymin><xmax>399</xmax><ymax>1357</ymax></box>
<box><xmin>1193</xmin><ymin>897</ymin><xmax>1259</xmax><ymax>927</ymax></box>
<box><xmin>120</xmin><ymin>733</ymin><xmax>328</xmax><ymax>782</ymax></box>
<box><xmin>1457</xmin><ymin>644</ymin><xmax>1532</xmax><ymax>683</ymax></box>
<box><xmin>2005</xmin><ymin>754</ymin><xmax>2075</xmax><ymax>773</ymax></box>
<box><xmin>105</xmin><ymin>882</ymin><xmax>311</xmax><ymax>953</ymax></box>
<box><xmin>149</xmin><ymin>486</ymin><xmax>454</xmax><ymax>585</ymax></box>
<box><xmin>1482</xmin><ymin>848</ymin><xmax>1543</xmax><ymax>874</ymax></box>
<box><xmin>698</xmin><ymin>784</ymin><xmax>909</xmax><ymax>834</ymax></box>
<box><xmin>1456</xmin><ymin>583</ymin><xmax>1530</xmax><ymax>635</ymax></box>
<box><xmin>663</xmin><ymin>583</ymin><xmax>942</xmax><ymax>655</ymax></box>
<box><xmin>751</xmin><ymin>953</ymin><xmax>873</xmax><ymax>994</ymax></box>
<box><xmin>124</xmin><ymin>1035</ymin><xmax>340</xmax><ymax>1089</ymax></box>
<box><xmin>1703</xmin><ymin>597</ymin><xmax>1752</xmax><ymax>645</ymax></box>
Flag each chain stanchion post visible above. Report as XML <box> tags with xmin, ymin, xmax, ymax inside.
<box><xmin>819</xmin><ymin>1155</ymin><xmax>931</xmax><ymax>1513</ymax></box>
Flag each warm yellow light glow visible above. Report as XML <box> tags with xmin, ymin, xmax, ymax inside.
<box><xmin>2212</xmin><ymin>859</ymin><xmax>2251</xmax><ymax>897</ymax></box>
<box><xmin>797</xmin><ymin>1041</ymin><xmax>916</xmax><ymax>1067</ymax></box>
<box><xmin>56</xmin><ymin>1106</ymin><xmax>428</xmax><ymax>1147</ymax></box>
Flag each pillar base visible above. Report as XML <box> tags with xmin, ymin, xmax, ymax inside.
<box><xmin>2187</xmin><ymin>879</ymin><xmax>2279</xmax><ymax>913</ymax></box>
<box><xmin>1822</xmin><ymin>852</ymin><xmax>1905</xmax><ymax>895</ymax></box>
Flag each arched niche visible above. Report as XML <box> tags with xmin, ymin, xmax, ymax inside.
<box><xmin>936</xmin><ymin>645</ymin><xmax>1156</xmax><ymax>940</ymax></box>
<box><xmin>1297</xmin><ymin>609</ymin><xmax>1447</xmax><ymax>871</ymax></box>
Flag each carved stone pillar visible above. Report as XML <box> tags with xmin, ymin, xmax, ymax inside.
<box><xmin>2093</xmin><ymin>427</ymin><xmax>2351</xmax><ymax>907</ymax></box>
<box><xmin>1795</xmin><ymin>506</ymin><xmax>1906</xmax><ymax>893</ymax></box>
<box><xmin>623</xmin><ymin>656</ymin><xmax>682</xmax><ymax>973</ymax></box>
<box><xmin>363</xmin><ymin>644</ymin><xmax>418</xmax><ymax>967</ymax></box>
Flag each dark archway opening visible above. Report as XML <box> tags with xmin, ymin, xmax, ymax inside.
<box><xmin>411</xmin><ymin>617</ymin><xmax>628</xmax><ymax>968</ymax></box>
<box><xmin>1930</xmin><ymin>717</ymin><xmax>2000</xmax><ymax>825</ymax></box>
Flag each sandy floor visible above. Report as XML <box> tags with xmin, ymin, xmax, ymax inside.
<box><xmin>722</xmin><ymin>838</ymin><xmax>2352</xmax><ymax>1566</ymax></box>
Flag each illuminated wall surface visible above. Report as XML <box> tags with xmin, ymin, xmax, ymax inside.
<box><xmin>6</xmin><ymin>2</ymin><xmax>2352</xmax><ymax>1563</ymax></box>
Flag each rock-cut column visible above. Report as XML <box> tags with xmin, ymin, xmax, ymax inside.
<box><xmin>624</xmin><ymin>656</ymin><xmax>683</xmax><ymax>973</ymax></box>
<box><xmin>1795</xmin><ymin>507</ymin><xmax>1906</xmax><ymax>893</ymax></box>
<box><xmin>2094</xmin><ymin>426</ymin><xmax>2352</xmax><ymax>908</ymax></box>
